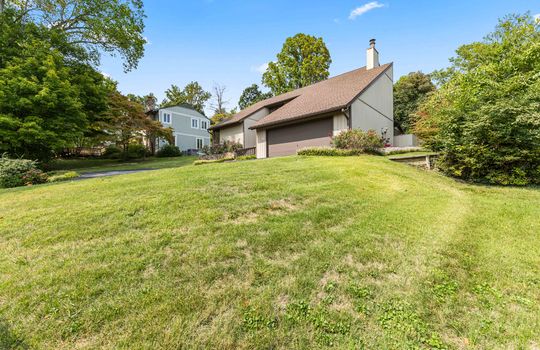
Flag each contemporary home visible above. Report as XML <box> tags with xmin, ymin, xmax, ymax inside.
<box><xmin>148</xmin><ymin>104</ymin><xmax>211</xmax><ymax>152</ymax></box>
<box><xmin>210</xmin><ymin>39</ymin><xmax>395</xmax><ymax>158</ymax></box>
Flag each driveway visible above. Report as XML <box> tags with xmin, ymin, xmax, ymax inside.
<box><xmin>78</xmin><ymin>169</ymin><xmax>155</xmax><ymax>179</ymax></box>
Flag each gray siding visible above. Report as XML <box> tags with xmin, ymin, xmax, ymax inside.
<box><xmin>158</xmin><ymin>106</ymin><xmax>211</xmax><ymax>151</ymax></box>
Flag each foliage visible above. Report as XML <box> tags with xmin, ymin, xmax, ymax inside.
<box><xmin>297</xmin><ymin>147</ymin><xmax>370</xmax><ymax>156</ymax></box>
<box><xmin>393</xmin><ymin>71</ymin><xmax>436</xmax><ymax>133</ymax></box>
<box><xmin>201</xmin><ymin>140</ymin><xmax>243</xmax><ymax>155</ymax></box>
<box><xmin>102</xmin><ymin>90</ymin><xmax>172</xmax><ymax>159</ymax></box>
<box><xmin>414</xmin><ymin>14</ymin><xmax>540</xmax><ymax>185</ymax></box>
<box><xmin>161</xmin><ymin>82</ymin><xmax>211</xmax><ymax>114</ymax></box>
<box><xmin>156</xmin><ymin>144</ymin><xmax>182</xmax><ymax>158</ymax></box>
<box><xmin>47</xmin><ymin>171</ymin><xmax>79</xmax><ymax>183</ymax></box>
<box><xmin>262</xmin><ymin>33</ymin><xmax>331</xmax><ymax>95</ymax></box>
<box><xmin>103</xmin><ymin>145</ymin><xmax>122</xmax><ymax>158</ymax></box>
<box><xmin>193</xmin><ymin>156</ymin><xmax>234</xmax><ymax>165</ymax></box>
<box><xmin>332</xmin><ymin>129</ymin><xmax>384</xmax><ymax>154</ymax></box>
<box><xmin>238</xmin><ymin>84</ymin><xmax>273</xmax><ymax>110</ymax></box>
<box><xmin>0</xmin><ymin>10</ymin><xmax>112</xmax><ymax>161</ymax></box>
<box><xmin>210</xmin><ymin>111</ymin><xmax>234</xmax><ymax>126</ymax></box>
<box><xmin>0</xmin><ymin>154</ymin><xmax>47</xmax><ymax>188</ymax></box>
<box><xmin>3</xmin><ymin>0</ymin><xmax>147</xmax><ymax>71</ymax></box>
<box><xmin>382</xmin><ymin>147</ymin><xmax>428</xmax><ymax>156</ymax></box>
<box><xmin>126</xmin><ymin>144</ymin><xmax>149</xmax><ymax>159</ymax></box>
<box><xmin>236</xmin><ymin>155</ymin><xmax>256</xmax><ymax>161</ymax></box>
<box><xmin>210</xmin><ymin>83</ymin><xmax>229</xmax><ymax>115</ymax></box>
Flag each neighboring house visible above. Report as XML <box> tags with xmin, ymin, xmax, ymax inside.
<box><xmin>148</xmin><ymin>104</ymin><xmax>211</xmax><ymax>152</ymax></box>
<box><xmin>209</xmin><ymin>39</ymin><xmax>395</xmax><ymax>158</ymax></box>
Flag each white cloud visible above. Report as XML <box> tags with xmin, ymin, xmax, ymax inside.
<box><xmin>349</xmin><ymin>1</ymin><xmax>385</xmax><ymax>20</ymax></box>
<box><xmin>251</xmin><ymin>62</ymin><xmax>269</xmax><ymax>74</ymax></box>
<box><xmin>100</xmin><ymin>71</ymin><xmax>111</xmax><ymax>78</ymax></box>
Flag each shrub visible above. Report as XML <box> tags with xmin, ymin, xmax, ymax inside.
<box><xmin>298</xmin><ymin>147</ymin><xmax>370</xmax><ymax>157</ymax></box>
<box><xmin>237</xmin><ymin>155</ymin><xmax>256</xmax><ymax>161</ymax></box>
<box><xmin>103</xmin><ymin>145</ymin><xmax>122</xmax><ymax>159</ymax></box>
<box><xmin>332</xmin><ymin>129</ymin><xmax>384</xmax><ymax>153</ymax></box>
<box><xmin>47</xmin><ymin>171</ymin><xmax>80</xmax><ymax>183</ymax></box>
<box><xmin>156</xmin><ymin>144</ymin><xmax>182</xmax><ymax>158</ymax></box>
<box><xmin>202</xmin><ymin>141</ymin><xmax>243</xmax><ymax>155</ymax></box>
<box><xmin>0</xmin><ymin>155</ymin><xmax>48</xmax><ymax>188</ymax></box>
<box><xmin>126</xmin><ymin>144</ymin><xmax>149</xmax><ymax>159</ymax></box>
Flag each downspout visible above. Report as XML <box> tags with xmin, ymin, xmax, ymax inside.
<box><xmin>341</xmin><ymin>107</ymin><xmax>352</xmax><ymax>129</ymax></box>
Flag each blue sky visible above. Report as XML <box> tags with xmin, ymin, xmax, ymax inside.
<box><xmin>101</xmin><ymin>0</ymin><xmax>539</xmax><ymax>115</ymax></box>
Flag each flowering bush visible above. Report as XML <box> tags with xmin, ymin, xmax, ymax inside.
<box><xmin>202</xmin><ymin>140</ymin><xmax>243</xmax><ymax>155</ymax></box>
<box><xmin>332</xmin><ymin>129</ymin><xmax>384</xmax><ymax>153</ymax></box>
<box><xmin>0</xmin><ymin>154</ymin><xmax>48</xmax><ymax>188</ymax></box>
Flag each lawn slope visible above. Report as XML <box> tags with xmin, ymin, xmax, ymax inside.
<box><xmin>1</xmin><ymin>156</ymin><xmax>539</xmax><ymax>349</ymax></box>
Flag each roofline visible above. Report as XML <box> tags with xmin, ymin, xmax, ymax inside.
<box><xmin>208</xmin><ymin>96</ymin><xmax>299</xmax><ymax>131</ymax></box>
<box><xmin>159</xmin><ymin>105</ymin><xmax>211</xmax><ymax>120</ymax></box>
<box><xmin>249</xmin><ymin>106</ymin><xmax>345</xmax><ymax>130</ymax></box>
<box><xmin>250</xmin><ymin>62</ymin><xmax>393</xmax><ymax>130</ymax></box>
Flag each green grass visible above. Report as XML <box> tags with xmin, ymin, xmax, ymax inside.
<box><xmin>1</xmin><ymin>156</ymin><xmax>539</xmax><ymax>349</ymax></box>
<box><xmin>47</xmin><ymin>156</ymin><xmax>195</xmax><ymax>173</ymax></box>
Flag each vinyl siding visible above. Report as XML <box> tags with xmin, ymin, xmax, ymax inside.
<box><xmin>158</xmin><ymin>106</ymin><xmax>211</xmax><ymax>151</ymax></box>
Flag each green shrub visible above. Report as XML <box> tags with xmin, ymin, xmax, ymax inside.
<box><xmin>47</xmin><ymin>171</ymin><xmax>80</xmax><ymax>183</ymax></box>
<box><xmin>297</xmin><ymin>147</ymin><xmax>371</xmax><ymax>157</ymax></box>
<box><xmin>237</xmin><ymin>155</ymin><xmax>256</xmax><ymax>161</ymax></box>
<box><xmin>332</xmin><ymin>129</ymin><xmax>384</xmax><ymax>153</ymax></box>
<box><xmin>0</xmin><ymin>155</ymin><xmax>48</xmax><ymax>188</ymax></box>
<box><xmin>103</xmin><ymin>145</ymin><xmax>122</xmax><ymax>159</ymax></box>
<box><xmin>156</xmin><ymin>144</ymin><xmax>182</xmax><ymax>158</ymax></box>
<box><xmin>193</xmin><ymin>157</ymin><xmax>234</xmax><ymax>165</ymax></box>
<box><xmin>126</xmin><ymin>144</ymin><xmax>149</xmax><ymax>159</ymax></box>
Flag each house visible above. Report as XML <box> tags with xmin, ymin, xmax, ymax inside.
<box><xmin>209</xmin><ymin>39</ymin><xmax>395</xmax><ymax>158</ymax></box>
<box><xmin>148</xmin><ymin>104</ymin><xmax>212</xmax><ymax>152</ymax></box>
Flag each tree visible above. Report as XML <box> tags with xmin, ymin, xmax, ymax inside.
<box><xmin>210</xmin><ymin>108</ymin><xmax>237</xmax><ymax>126</ymax></box>
<box><xmin>210</xmin><ymin>83</ymin><xmax>229</xmax><ymax>115</ymax></box>
<box><xmin>2</xmin><ymin>0</ymin><xmax>146</xmax><ymax>71</ymax></box>
<box><xmin>262</xmin><ymin>33</ymin><xmax>331</xmax><ymax>95</ymax></box>
<box><xmin>162</xmin><ymin>82</ymin><xmax>211</xmax><ymax>114</ymax></box>
<box><xmin>414</xmin><ymin>13</ymin><xmax>540</xmax><ymax>185</ymax></box>
<box><xmin>0</xmin><ymin>12</ymin><xmax>110</xmax><ymax>160</ymax></box>
<box><xmin>104</xmin><ymin>90</ymin><xmax>172</xmax><ymax>157</ymax></box>
<box><xmin>238</xmin><ymin>84</ymin><xmax>273</xmax><ymax>110</ymax></box>
<box><xmin>393</xmin><ymin>72</ymin><xmax>436</xmax><ymax>133</ymax></box>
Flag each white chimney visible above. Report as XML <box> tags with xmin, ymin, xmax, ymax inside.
<box><xmin>366</xmin><ymin>38</ymin><xmax>380</xmax><ymax>70</ymax></box>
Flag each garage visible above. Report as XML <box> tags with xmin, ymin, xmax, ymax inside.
<box><xmin>267</xmin><ymin>117</ymin><xmax>333</xmax><ymax>157</ymax></box>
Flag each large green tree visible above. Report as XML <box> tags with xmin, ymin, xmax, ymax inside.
<box><xmin>415</xmin><ymin>14</ymin><xmax>540</xmax><ymax>185</ymax></box>
<box><xmin>238</xmin><ymin>84</ymin><xmax>272</xmax><ymax>110</ymax></box>
<box><xmin>162</xmin><ymin>82</ymin><xmax>211</xmax><ymax>114</ymax></box>
<box><xmin>1</xmin><ymin>0</ymin><xmax>146</xmax><ymax>71</ymax></box>
<box><xmin>393</xmin><ymin>72</ymin><xmax>435</xmax><ymax>133</ymax></box>
<box><xmin>262</xmin><ymin>33</ymin><xmax>331</xmax><ymax>95</ymax></box>
<box><xmin>0</xmin><ymin>11</ymin><xmax>111</xmax><ymax>160</ymax></box>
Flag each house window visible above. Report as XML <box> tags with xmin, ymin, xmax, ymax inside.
<box><xmin>196</xmin><ymin>138</ymin><xmax>203</xmax><ymax>149</ymax></box>
<box><xmin>162</xmin><ymin>113</ymin><xmax>171</xmax><ymax>124</ymax></box>
<box><xmin>201</xmin><ymin>120</ymin><xmax>208</xmax><ymax>130</ymax></box>
<box><xmin>191</xmin><ymin>118</ymin><xmax>199</xmax><ymax>129</ymax></box>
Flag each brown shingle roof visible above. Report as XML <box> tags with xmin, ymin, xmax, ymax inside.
<box><xmin>210</xmin><ymin>63</ymin><xmax>392</xmax><ymax>130</ymax></box>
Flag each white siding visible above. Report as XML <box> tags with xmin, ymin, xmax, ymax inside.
<box><xmin>219</xmin><ymin>124</ymin><xmax>244</xmax><ymax>145</ymax></box>
<box><xmin>243</xmin><ymin>108</ymin><xmax>270</xmax><ymax>148</ymax></box>
<box><xmin>256</xmin><ymin>129</ymin><xmax>267</xmax><ymax>159</ymax></box>
<box><xmin>351</xmin><ymin>66</ymin><xmax>394</xmax><ymax>144</ymax></box>
<box><xmin>333</xmin><ymin>113</ymin><xmax>348</xmax><ymax>136</ymax></box>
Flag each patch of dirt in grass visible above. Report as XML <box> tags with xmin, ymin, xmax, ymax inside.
<box><xmin>276</xmin><ymin>294</ymin><xmax>289</xmax><ymax>313</ymax></box>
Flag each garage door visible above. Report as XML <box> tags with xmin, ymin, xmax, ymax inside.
<box><xmin>267</xmin><ymin>117</ymin><xmax>333</xmax><ymax>157</ymax></box>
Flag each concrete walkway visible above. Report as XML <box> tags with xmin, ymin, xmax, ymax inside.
<box><xmin>78</xmin><ymin>169</ymin><xmax>155</xmax><ymax>179</ymax></box>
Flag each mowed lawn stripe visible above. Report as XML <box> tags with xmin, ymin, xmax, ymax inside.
<box><xmin>0</xmin><ymin>156</ymin><xmax>539</xmax><ymax>349</ymax></box>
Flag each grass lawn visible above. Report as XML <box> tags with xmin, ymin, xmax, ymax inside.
<box><xmin>1</xmin><ymin>156</ymin><xmax>539</xmax><ymax>349</ymax></box>
<box><xmin>47</xmin><ymin>156</ymin><xmax>196</xmax><ymax>173</ymax></box>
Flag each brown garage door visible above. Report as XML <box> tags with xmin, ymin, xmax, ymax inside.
<box><xmin>267</xmin><ymin>117</ymin><xmax>333</xmax><ymax>157</ymax></box>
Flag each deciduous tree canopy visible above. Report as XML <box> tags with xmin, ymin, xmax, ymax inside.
<box><xmin>415</xmin><ymin>14</ymin><xmax>540</xmax><ymax>185</ymax></box>
<box><xmin>238</xmin><ymin>84</ymin><xmax>272</xmax><ymax>110</ymax></box>
<box><xmin>162</xmin><ymin>82</ymin><xmax>211</xmax><ymax>115</ymax></box>
<box><xmin>393</xmin><ymin>72</ymin><xmax>435</xmax><ymax>133</ymax></box>
<box><xmin>262</xmin><ymin>33</ymin><xmax>331</xmax><ymax>95</ymax></box>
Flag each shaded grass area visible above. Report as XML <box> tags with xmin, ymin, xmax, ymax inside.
<box><xmin>46</xmin><ymin>156</ymin><xmax>195</xmax><ymax>173</ymax></box>
<box><xmin>0</xmin><ymin>156</ymin><xmax>539</xmax><ymax>349</ymax></box>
